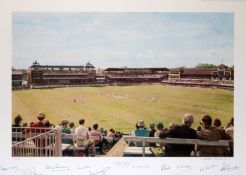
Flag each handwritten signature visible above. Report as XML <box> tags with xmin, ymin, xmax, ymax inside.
<box><xmin>90</xmin><ymin>166</ymin><xmax>112</xmax><ymax>175</ymax></box>
<box><xmin>77</xmin><ymin>164</ymin><xmax>90</xmax><ymax>170</ymax></box>
<box><xmin>220</xmin><ymin>162</ymin><xmax>240</xmax><ymax>172</ymax></box>
<box><xmin>200</xmin><ymin>164</ymin><xmax>218</xmax><ymax>172</ymax></box>
<box><xmin>21</xmin><ymin>167</ymin><xmax>43</xmax><ymax>175</ymax></box>
<box><xmin>0</xmin><ymin>166</ymin><xmax>19</xmax><ymax>172</ymax></box>
<box><xmin>45</xmin><ymin>164</ymin><xmax>70</xmax><ymax>172</ymax></box>
<box><xmin>161</xmin><ymin>164</ymin><xmax>171</xmax><ymax>171</ymax></box>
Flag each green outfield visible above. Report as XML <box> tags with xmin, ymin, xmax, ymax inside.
<box><xmin>12</xmin><ymin>85</ymin><xmax>233</xmax><ymax>133</ymax></box>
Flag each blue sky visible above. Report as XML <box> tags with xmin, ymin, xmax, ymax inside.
<box><xmin>12</xmin><ymin>12</ymin><xmax>234</xmax><ymax>69</ymax></box>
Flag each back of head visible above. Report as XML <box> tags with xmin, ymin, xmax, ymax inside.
<box><xmin>157</xmin><ymin>122</ymin><xmax>164</xmax><ymax>130</ymax></box>
<box><xmin>69</xmin><ymin>122</ymin><xmax>75</xmax><ymax>128</ymax></box>
<box><xmin>149</xmin><ymin>122</ymin><xmax>155</xmax><ymax>129</ymax></box>
<box><xmin>135</xmin><ymin>123</ymin><xmax>139</xmax><ymax>129</ymax></box>
<box><xmin>61</xmin><ymin>119</ymin><xmax>69</xmax><ymax>126</ymax></box>
<box><xmin>230</xmin><ymin>117</ymin><xmax>234</xmax><ymax>126</ymax></box>
<box><xmin>201</xmin><ymin>115</ymin><xmax>212</xmax><ymax>128</ymax></box>
<box><xmin>79</xmin><ymin>118</ymin><xmax>85</xmax><ymax>125</ymax></box>
<box><xmin>93</xmin><ymin>123</ymin><xmax>99</xmax><ymax>130</ymax></box>
<box><xmin>14</xmin><ymin>115</ymin><xmax>23</xmax><ymax>125</ymax></box>
<box><xmin>213</xmin><ymin>118</ymin><xmax>221</xmax><ymax>127</ymax></box>
<box><xmin>183</xmin><ymin>114</ymin><xmax>193</xmax><ymax>127</ymax></box>
<box><xmin>37</xmin><ymin>111</ymin><xmax>45</xmax><ymax>121</ymax></box>
<box><xmin>138</xmin><ymin>120</ymin><xmax>145</xmax><ymax>129</ymax></box>
<box><xmin>169</xmin><ymin>122</ymin><xmax>175</xmax><ymax>129</ymax></box>
<box><xmin>44</xmin><ymin>120</ymin><xmax>51</xmax><ymax>127</ymax></box>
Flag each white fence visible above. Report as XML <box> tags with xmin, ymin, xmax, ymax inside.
<box><xmin>12</xmin><ymin>127</ymin><xmax>62</xmax><ymax>157</ymax></box>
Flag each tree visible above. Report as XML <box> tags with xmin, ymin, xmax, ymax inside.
<box><xmin>196</xmin><ymin>63</ymin><xmax>217</xmax><ymax>68</ymax></box>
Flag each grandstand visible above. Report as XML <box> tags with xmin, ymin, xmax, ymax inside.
<box><xmin>12</xmin><ymin>61</ymin><xmax>234</xmax><ymax>89</ymax></box>
<box><xmin>28</xmin><ymin>61</ymin><xmax>96</xmax><ymax>87</ymax></box>
<box><xmin>103</xmin><ymin>67</ymin><xmax>169</xmax><ymax>84</ymax></box>
<box><xmin>168</xmin><ymin>64</ymin><xmax>233</xmax><ymax>82</ymax></box>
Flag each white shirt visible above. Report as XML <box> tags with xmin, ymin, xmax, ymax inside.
<box><xmin>75</xmin><ymin>125</ymin><xmax>89</xmax><ymax>140</ymax></box>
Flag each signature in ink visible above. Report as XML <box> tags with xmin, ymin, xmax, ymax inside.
<box><xmin>200</xmin><ymin>164</ymin><xmax>218</xmax><ymax>172</ymax></box>
<box><xmin>90</xmin><ymin>166</ymin><xmax>112</xmax><ymax>175</ymax></box>
<box><xmin>46</xmin><ymin>164</ymin><xmax>70</xmax><ymax>172</ymax></box>
<box><xmin>220</xmin><ymin>162</ymin><xmax>240</xmax><ymax>172</ymax></box>
<box><xmin>161</xmin><ymin>164</ymin><xmax>171</xmax><ymax>171</ymax></box>
<box><xmin>77</xmin><ymin>164</ymin><xmax>90</xmax><ymax>170</ymax></box>
<box><xmin>0</xmin><ymin>166</ymin><xmax>19</xmax><ymax>172</ymax></box>
<box><xmin>21</xmin><ymin>167</ymin><xmax>43</xmax><ymax>175</ymax></box>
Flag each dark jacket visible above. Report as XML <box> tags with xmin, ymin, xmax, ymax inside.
<box><xmin>160</xmin><ymin>124</ymin><xmax>197</xmax><ymax>156</ymax></box>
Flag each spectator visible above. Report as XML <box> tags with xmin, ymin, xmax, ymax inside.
<box><xmin>44</xmin><ymin>120</ymin><xmax>52</xmax><ymax>128</ymax></box>
<box><xmin>69</xmin><ymin>122</ymin><xmax>75</xmax><ymax>134</ymax></box>
<box><xmin>169</xmin><ymin>122</ymin><xmax>175</xmax><ymax>130</ymax></box>
<box><xmin>149</xmin><ymin>122</ymin><xmax>156</xmax><ymax>147</ymax></box>
<box><xmin>133</xmin><ymin>120</ymin><xmax>150</xmax><ymax>147</ymax></box>
<box><xmin>61</xmin><ymin>120</ymin><xmax>73</xmax><ymax>144</ymax></box>
<box><xmin>198</xmin><ymin>115</ymin><xmax>225</xmax><ymax>156</ymax></box>
<box><xmin>213</xmin><ymin>118</ymin><xmax>222</xmax><ymax>128</ymax></box>
<box><xmin>107</xmin><ymin>128</ymin><xmax>116</xmax><ymax>144</ymax></box>
<box><xmin>100</xmin><ymin>128</ymin><xmax>105</xmax><ymax>136</ymax></box>
<box><xmin>75</xmin><ymin>118</ymin><xmax>96</xmax><ymax>156</ymax></box>
<box><xmin>12</xmin><ymin>115</ymin><xmax>24</xmax><ymax>141</ymax></box>
<box><xmin>224</xmin><ymin>117</ymin><xmax>234</xmax><ymax>140</ymax></box>
<box><xmin>224</xmin><ymin>117</ymin><xmax>234</xmax><ymax>156</ymax></box>
<box><xmin>31</xmin><ymin>111</ymin><xmax>46</xmax><ymax>128</ymax></box>
<box><xmin>103</xmin><ymin>129</ymin><xmax>108</xmax><ymax>137</ymax></box>
<box><xmin>161</xmin><ymin>114</ymin><xmax>197</xmax><ymax>157</ymax></box>
<box><xmin>21</xmin><ymin>122</ymin><xmax>29</xmax><ymax>135</ymax></box>
<box><xmin>149</xmin><ymin>122</ymin><xmax>156</xmax><ymax>137</ymax></box>
<box><xmin>134</xmin><ymin>120</ymin><xmax>150</xmax><ymax>137</ymax></box>
<box><xmin>154</xmin><ymin>122</ymin><xmax>166</xmax><ymax>137</ymax></box>
<box><xmin>30</xmin><ymin>112</ymin><xmax>50</xmax><ymax>148</ymax></box>
<box><xmin>131</xmin><ymin>123</ymin><xmax>139</xmax><ymax>136</ymax></box>
<box><xmin>12</xmin><ymin>115</ymin><xmax>23</xmax><ymax>132</ymax></box>
<box><xmin>196</xmin><ymin>125</ymin><xmax>202</xmax><ymax>135</ymax></box>
<box><xmin>213</xmin><ymin>118</ymin><xmax>227</xmax><ymax>140</ymax></box>
<box><xmin>90</xmin><ymin>123</ymin><xmax>104</xmax><ymax>154</ymax></box>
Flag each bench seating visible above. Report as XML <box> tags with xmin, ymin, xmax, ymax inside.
<box><xmin>123</xmin><ymin>147</ymin><xmax>154</xmax><ymax>157</ymax></box>
<box><xmin>124</xmin><ymin>136</ymin><xmax>230</xmax><ymax>157</ymax></box>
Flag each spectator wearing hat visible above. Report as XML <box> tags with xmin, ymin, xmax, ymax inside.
<box><xmin>61</xmin><ymin>120</ymin><xmax>73</xmax><ymax>144</ymax></box>
<box><xmin>30</xmin><ymin>112</ymin><xmax>50</xmax><ymax>148</ymax></box>
<box><xmin>75</xmin><ymin>118</ymin><xmax>96</xmax><ymax>156</ymax></box>
<box><xmin>134</xmin><ymin>120</ymin><xmax>150</xmax><ymax>137</ymax></box>
<box><xmin>132</xmin><ymin>120</ymin><xmax>150</xmax><ymax>147</ymax></box>
<box><xmin>198</xmin><ymin>115</ymin><xmax>225</xmax><ymax>156</ymax></box>
<box><xmin>161</xmin><ymin>114</ymin><xmax>197</xmax><ymax>157</ymax></box>
<box><xmin>31</xmin><ymin>111</ymin><xmax>46</xmax><ymax>128</ymax></box>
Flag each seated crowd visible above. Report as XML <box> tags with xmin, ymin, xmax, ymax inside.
<box><xmin>12</xmin><ymin>112</ymin><xmax>233</xmax><ymax>157</ymax></box>
<box><xmin>130</xmin><ymin>114</ymin><xmax>234</xmax><ymax>157</ymax></box>
<box><xmin>12</xmin><ymin>112</ymin><xmax>122</xmax><ymax>156</ymax></box>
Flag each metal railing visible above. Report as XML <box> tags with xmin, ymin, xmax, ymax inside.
<box><xmin>124</xmin><ymin>136</ymin><xmax>230</xmax><ymax>157</ymax></box>
<box><xmin>12</xmin><ymin>127</ymin><xmax>62</xmax><ymax>157</ymax></box>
